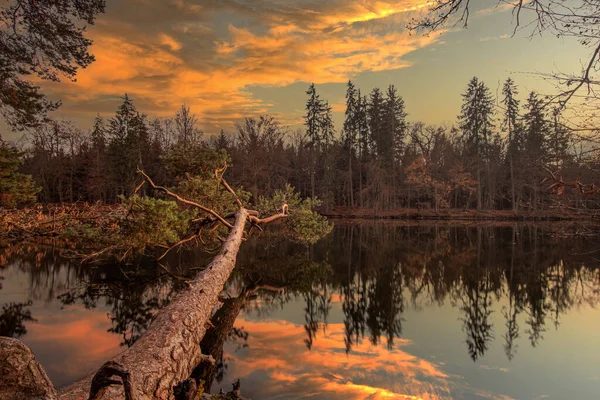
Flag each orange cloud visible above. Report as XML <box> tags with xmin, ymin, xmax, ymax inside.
<box><xmin>221</xmin><ymin>319</ymin><xmax>457</xmax><ymax>399</ymax></box>
<box><xmin>40</xmin><ymin>0</ymin><xmax>445</xmax><ymax>133</ymax></box>
<box><xmin>23</xmin><ymin>305</ymin><xmax>122</xmax><ymax>387</ymax></box>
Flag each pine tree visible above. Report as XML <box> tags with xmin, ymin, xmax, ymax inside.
<box><xmin>304</xmin><ymin>83</ymin><xmax>325</xmax><ymax>149</ymax></box>
<box><xmin>343</xmin><ymin>80</ymin><xmax>358</xmax><ymax>150</ymax></box>
<box><xmin>547</xmin><ymin>108</ymin><xmax>571</xmax><ymax>168</ymax></box>
<box><xmin>109</xmin><ymin>94</ymin><xmax>137</xmax><ymax>141</ymax></box>
<box><xmin>342</xmin><ymin>81</ymin><xmax>358</xmax><ymax>207</ymax></box>
<box><xmin>0</xmin><ymin>0</ymin><xmax>105</xmax><ymax>129</ymax></box>
<box><xmin>383</xmin><ymin>85</ymin><xmax>408</xmax><ymax>165</ymax></box>
<box><xmin>320</xmin><ymin>101</ymin><xmax>335</xmax><ymax>150</ymax></box>
<box><xmin>0</xmin><ymin>141</ymin><xmax>40</xmax><ymax>207</ymax></box>
<box><xmin>501</xmin><ymin>78</ymin><xmax>523</xmax><ymax>155</ymax></box>
<box><xmin>106</xmin><ymin>94</ymin><xmax>150</xmax><ymax>197</ymax></box>
<box><xmin>214</xmin><ymin>129</ymin><xmax>230</xmax><ymax>151</ymax></box>
<box><xmin>368</xmin><ymin>88</ymin><xmax>385</xmax><ymax>159</ymax></box>
<box><xmin>458</xmin><ymin>77</ymin><xmax>495</xmax><ymax>159</ymax></box>
<box><xmin>522</xmin><ymin>91</ymin><xmax>549</xmax><ymax>161</ymax></box>
<box><xmin>87</xmin><ymin>114</ymin><xmax>108</xmax><ymax>201</ymax></box>
<box><xmin>356</xmin><ymin>92</ymin><xmax>371</xmax><ymax>160</ymax></box>
<box><xmin>501</xmin><ymin>79</ymin><xmax>524</xmax><ymax>212</ymax></box>
<box><xmin>91</xmin><ymin>114</ymin><xmax>106</xmax><ymax>150</ymax></box>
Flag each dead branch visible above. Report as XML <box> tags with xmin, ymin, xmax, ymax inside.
<box><xmin>541</xmin><ymin>166</ymin><xmax>600</xmax><ymax>195</ymax></box>
<box><xmin>247</xmin><ymin>204</ymin><xmax>289</xmax><ymax>226</ymax></box>
<box><xmin>214</xmin><ymin>164</ymin><xmax>243</xmax><ymax>208</ymax></box>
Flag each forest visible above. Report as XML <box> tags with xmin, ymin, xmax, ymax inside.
<box><xmin>2</xmin><ymin>77</ymin><xmax>598</xmax><ymax>215</ymax></box>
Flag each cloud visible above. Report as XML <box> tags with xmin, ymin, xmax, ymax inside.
<box><xmin>479</xmin><ymin>34</ymin><xmax>511</xmax><ymax>42</ymax></box>
<box><xmin>223</xmin><ymin>319</ymin><xmax>452</xmax><ymax>399</ymax></box>
<box><xmin>23</xmin><ymin>306</ymin><xmax>121</xmax><ymax>388</ymax></box>
<box><xmin>40</xmin><ymin>0</ymin><xmax>444</xmax><ymax>133</ymax></box>
<box><xmin>214</xmin><ymin>317</ymin><xmax>515</xmax><ymax>399</ymax></box>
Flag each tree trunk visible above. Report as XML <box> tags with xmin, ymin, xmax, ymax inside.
<box><xmin>348</xmin><ymin>150</ymin><xmax>354</xmax><ymax>208</ymax></box>
<box><xmin>477</xmin><ymin>168</ymin><xmax>482</xmax><ymax>210</ymax></box>
<box><xmin>2</xmin><ymin>209</ymin><xmax>250</xmax><ymax>400</ymax></box>
<box><xmin>510</xmin><ymin>157</ymin><xmax>516</xmax><ymax>214</ymax></box>
<box><xmin>0</xmin><ymin>337</ymin><xmax>58</xmax><ymax>400</ymax></box>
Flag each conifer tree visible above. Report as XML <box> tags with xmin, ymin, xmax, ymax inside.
<box><xmin>368</xmin><ymin>88</ymin><xmax>385</xmax><ymax>159</ymax></box>
<box><xmin>547</xmin><ymin>108</ymin><xmax>571</xmax><ymax>168</ymax></box>
<box><xmin>305</xmin><ymin>83</ymin><xmax>325</xmax><ymax>149</ymax></box>
<box><xmin>343</xmin><ymin>81</ymin><xmax>358</xmax><ymax>150</ymax></box>
<box><xmin>522</xmin><ymin>91</ymin><xmax>549</xmax><ymax>161</ymax></box>
<box><xmin>501</xmin><ymin>78</ymin><xmax>522</xmax><ymax>155</ymax></box>
<box><xmin>343</xmin><ymin>81</ymin><xmax>359</xmax><ymax>207</ymax></box>
<box><xmin>383</xmin><ymin>85</ymin><xmax>408</xmax><ymax>165</ymax></box>
<box><xmin>87</xmin><ymin>115</ymin><xmax>109</xmax><ymax>201</ymax></box>
<box><xmin>0</xmin><ymin>0</ymin><xmax>105</xmax><ymax>129</ymax></box>
<box><xmin>320</xmin><ymin>101</ymin><xmax>335</xmax><ymax>150</ymax></box>
<box><xmin>106</xmin><ymin>94</ymin><xmax>150</xmax><ymax>197</ymax></box>
<box><xmin>0</xmin><ymin>141</ymin><xmax>39</xmax><ymax>207</ymax></box>
<box><xmin>458</xmin><ymin>77</ymin><xmax>495</xmax><ymax>159</ymax></box>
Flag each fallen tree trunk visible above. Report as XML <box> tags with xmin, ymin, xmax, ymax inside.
<box><xmin>60</xmin><ymin>208</ymin><xmax>250</xmax><ymax>400</ymax></box>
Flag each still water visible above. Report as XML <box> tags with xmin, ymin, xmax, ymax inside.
<box><xmin>1</xmin><ymin>222</ymin><xmax>599</xmax><ymax>399</ymax></box>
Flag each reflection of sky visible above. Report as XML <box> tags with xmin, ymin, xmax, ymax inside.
<box><xmin>219</xmin><ymin>318</ymin><xmax>457</xmax><ymax>399</ymax></box>
<box><xmin>23</xmin><ymin>307</ymin><xmax>122</xmax><ymax>388</ymax></box>
<box><xmin>213</xmin><ymin>295</ymin><xmax>600</xmax><ymax>400</ymax></box>
<box><xmin>1</xmin><ymin>0</ymin><xmax>590</xmax><ymax>141</ymax></box>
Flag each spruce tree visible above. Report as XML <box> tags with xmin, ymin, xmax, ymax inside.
<box><xmin>458</xmin><ymin>77</ymin><xmax>495</xmax><ymax>159</ymax></box>
<box><xmin>383</xmin><ymin>85</ymin><xmax>408</xmax><ymax>165</ymax></box>
<box><xmin>304</xmin><ymin>83</ymin><xmax>325</xmax><ymax>149</ymax></box>
<box><xmin>343</xmin><ymin>80</ymin><xmax>358</xmax><ymax>150</ymax></box>
<box><xmin>547</xmin><ymin>108</ymin><xmax>571</xmax><ymax>168</ymax></box>
<box><xmin>320</xmin><ymin>101</ymin><xmax>335</xmax><ymax>150</ymax></box>
<box><xmin>0</xmin><ymin>141</ymin><xmax>39</xmax><ymax>207</ymax></box>
<box><xmin>368</xmin><ymin>88</ymin><xmax>385</xmax><ymax>159</ymax></box>
<box><xmin>501</xmin><ymin>78</ymin><xmax>522</xmax><ymax>155</ymax></box>
<box><xmin>522</xmin><ymin>91</ymin><xmax>549</xmax><ymax>161</ymax></box>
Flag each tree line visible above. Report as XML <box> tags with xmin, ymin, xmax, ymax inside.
<box><xmin>2</xmin><ymin>76</ymin><xmax>598</xmax><ymax>212</ymax></box>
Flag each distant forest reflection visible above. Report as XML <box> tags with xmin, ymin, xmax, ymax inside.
<box><xmin>1</xmin><ymin>222</ymin><xmax>600</xmax><ymax>387</ymax></box>
<box><xmin>237</xmin><ymin>222</ymin><xmax>600</xmax><ymax>362</ymax></box>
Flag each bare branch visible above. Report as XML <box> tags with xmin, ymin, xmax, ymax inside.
<box><xmin>214</xmin><ymin>164</ymin><xmax>243</xmax><ymax>208</ymax></box>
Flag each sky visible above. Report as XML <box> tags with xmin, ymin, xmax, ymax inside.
<box><xmin>3</xmin><ymin>0</ymin><xmax>592</xmax><ymax>142</ymax></box>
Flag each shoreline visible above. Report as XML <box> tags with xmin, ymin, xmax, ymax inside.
<box><xmin>320</xmin><ymin>207</ymin><xmax>600</xmax><ymax>222</ymax></box>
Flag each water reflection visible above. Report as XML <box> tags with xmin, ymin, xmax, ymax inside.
<box><xmin>1</xmin><ymin>223</ymin><xmax>600</xmax><ymax>397</ymax></box>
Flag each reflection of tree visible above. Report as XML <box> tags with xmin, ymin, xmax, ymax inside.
<box><xmin>0</xmin><ymin>302</ymin><xmax>36</xmax><ymax>338</ymax></box>
<box><xmin>309</xmin><ymin>223</ymin><xmax>600</xmax><ymax>361</ymax></box>
<box><xmin>233</xmin><ymin>239</ymin><xmax>333</xmax><ymax>351</ymax></box>
<box><xmin>502</xmin><ymin>226</ymin><xmax>523</xmax><ymax>361</ymax></box>
<box><xmin>196</xmin><ymin>283</ymin><xmax>286</xmax><ymax>393</ymax></box>
<box><xmin>460</xmin><ymin>276</ymin><xmax>494</xmax><ymax>361</ymax></box>
<box><xmin>197</xmin><ymin>294</ymin><xmax>248</xmax><ymax>392</ymax></box>
<box><xmin>58</xmin><ymin>273</ymin><xmax>183</xmax><ymax>347</ymax></box>
<box><xmin>302</xmin><ymin>282</ymin><xmax>332</xmax><ymax>350</ymax></box>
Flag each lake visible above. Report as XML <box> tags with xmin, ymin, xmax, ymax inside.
<box><xmin>1</xmin><ymin>222</ymin><xmax>599</xmax><ymax>399</ymax></box>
